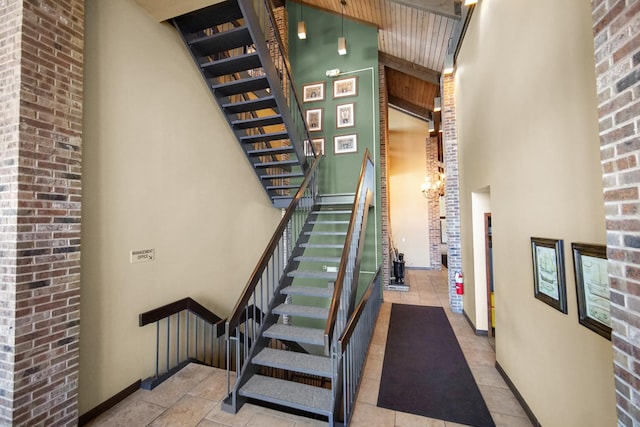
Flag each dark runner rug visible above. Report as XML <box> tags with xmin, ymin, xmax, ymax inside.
<box><xmin>377</xmin><ymin>304</ymin><xmax>495</xmax><ymax>427</ymax></box>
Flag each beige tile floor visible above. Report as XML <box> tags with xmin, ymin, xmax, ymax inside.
<box><xmin>86</xmin><ymin>269</ymin><xmax>532</xmax><ymax>427</ymax></box>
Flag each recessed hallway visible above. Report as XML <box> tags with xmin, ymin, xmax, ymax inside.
<box><xmin>85</xmin><ymin>269</ymin><xmax>531</xmax><ymax>427</ymax></box>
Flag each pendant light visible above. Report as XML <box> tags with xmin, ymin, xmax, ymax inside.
<box><xmin>297</xmin><ymin>2</ymin><xmax>306</xmax><ymax>39</ymax></box>
<box><xmin>338</xmin><ymin>0</ymin><xmax>347</xmax><ymax>55</ymax></box>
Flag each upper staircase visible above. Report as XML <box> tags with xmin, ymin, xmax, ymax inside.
<box><xmin>172</xmin><ymin>0</ymin><xmax>313</xmax><ymax>208</ymax></box>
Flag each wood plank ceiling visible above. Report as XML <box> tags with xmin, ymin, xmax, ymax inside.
<box><xmin>297</xmin><ymin>0</ymin><xmax>462</xmax><ymax>121</ymax></box>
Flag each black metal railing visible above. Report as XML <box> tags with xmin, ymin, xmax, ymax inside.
<box><xmin>139</xmin><ymin>297</ymin><xmax>226</xmax><ymax>389</ymax></box>
<box><xmin>338</xmin><ymin>266</ymin><xmax>383</xmax><ymax>424</ymax></box>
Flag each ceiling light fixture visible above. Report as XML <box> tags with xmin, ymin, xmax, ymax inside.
<box><xmin>338</xmin><ymin>0</ymin><xmax>347</xmax><ymax>55</ymax></box>
<box><xmin>297</xmin><ymin>3</ymin><xmax>306</xmax><ymax>39</ymax></box>
<box><xmin>464</xmin><ymin>0</ymin><xmax>478</xmax><ymax>5</ymax></box>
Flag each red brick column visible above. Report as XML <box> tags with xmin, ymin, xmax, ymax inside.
<box><xmin>442</xmin><ymin>72</ymin><xmax>462</xmax><ymax>312</ymax></box>
<box><xmin>0</xmin><ymin>0</ymin><xmax>83</xmax><ymax>424</ymax></box>
<box><xmin>591</xmin><ymin>1</ymin><xmax>640</xmax><ymax>425</ymax></box>
<box><xmin>379</xmin><ymin>64</ymin><xmax>391</xmax><ymax>286</ymax></box>
<box><xmin>425</xmin><ymin>135</ymin><xmax>443</xmax><ymax>269</ymax></box>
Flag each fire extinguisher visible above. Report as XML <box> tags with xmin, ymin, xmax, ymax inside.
<box><xmin>455</xmin><ymin>271</ymin><xmax>464</xmax><ymax>295</ymax></box>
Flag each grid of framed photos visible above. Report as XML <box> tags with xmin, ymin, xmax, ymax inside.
<box><xmin>301</xmin><ymin>76</ymin><xmax>359</xmax><ymax>155</ymax></box>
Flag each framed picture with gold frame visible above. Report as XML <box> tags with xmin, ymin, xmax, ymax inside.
<box><xmin>333</xmin><ymin>77</ymin><xmax>357</xmax><ymax>98</ymax></box>
<box><xmin>305</xmin><ymin>108</ymin><xmax>323</xmax><ymax>132</ymax></box>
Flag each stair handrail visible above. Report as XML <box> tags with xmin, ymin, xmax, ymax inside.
<box><xmin>227</xmin><ymin>153</ymin><xmax>321</xmax><ymax>330</ymax></box>
<box><xmin>239</xmin><ymin>0</ymin><xmax>316</xmax><ymax>160</ymax></box>
<box><xmin>337</xmin><ymin>265</ymin><xmax>383</xmax><ymax>425</ymax></box>
<box><xmin>139</xmin><ymin>297</ymin><xmax>227</xmax><ymax>390</ymax></box>
<box><xmin>324</xmin><ymin>149</ymin><xmax>375</xmax><ymax>355</ymax></box>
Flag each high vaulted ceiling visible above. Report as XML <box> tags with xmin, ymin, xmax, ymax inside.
<box><xmin>135</xmin><ymin>0</ymin><xmax>473</xmax><ymax>121</ymax></box>
<box><xmin>297</xmin><ymin>0</ymin><xmax>472</xmax><ymax>121</ymax></box>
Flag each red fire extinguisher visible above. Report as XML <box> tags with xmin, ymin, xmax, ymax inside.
<box><xmin>455</xmin><ymin>271</ymin><xmax>464</xmax><ymax>295</ymax></box>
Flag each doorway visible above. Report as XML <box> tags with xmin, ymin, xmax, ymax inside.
<box><xmin>485</xmin><ymin>213</ymin><xmax>494</xmax><ymax>338</ymax></box>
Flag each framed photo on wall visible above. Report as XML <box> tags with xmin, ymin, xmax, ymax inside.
<box><xmin>531</xmin><ymin>237</ymin><xmax>567</xmax><ymax>313</ymax></box>
<box><xmin>336</xmin><ymin>103</ymin><xmax>355</xmax><ymax>128</ymax></box>
<box><xmin>304</xmin><ymin>138</ymin><xmax>325</xmax><ymax>156</ymax></box>
<box><xmin>305</xmin><ymin>108</ymin><xmax>323</xmax><ymax>132</ymax></box>
<box><xmin>572</xmin><ymin>243</ymin><xmax>611</xmax><ymax>340</ymax></box>
<box><xmin>302</xmin><ymin>82</ymin><xmax>325</xmax><ymax>102</ymax></box>
<box><xmin>334</xmin><ymin>134</ymin><xmax>357</xmax><ymax>154</ymax></box>
<box><xmin>333</xmin><ymin>77</ymin><xmax>357</xmax><ymax>98</ymax></box>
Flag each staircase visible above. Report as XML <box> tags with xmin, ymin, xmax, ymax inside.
<box><xmin>172</xmin><ymin>0</ymin><xmax>312</xmax><ymax>208</ymax></box>
<box><xmin>224</xmin><ymin>197</ymin><xmax>353</xmax><ymax>421</ymax></box>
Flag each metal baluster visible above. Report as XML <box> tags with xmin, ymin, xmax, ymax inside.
<box><xmin>177</xmin><ymin>313</ymin><xmax>180</xmax><ymax>366</ymax></box>
<box><xmin>155</xmin><ymin>321</ymin><xmax>160</xmax><ymax>379</ymax></box>
<box><xmin>166</xmin><ymin>317</ymin><xmax>170</xmax><ymax>373</ymax></box>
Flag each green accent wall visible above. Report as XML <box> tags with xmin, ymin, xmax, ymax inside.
<box><xmin>288</xmin><ymin>3</ymin><xmax>382</xmax><ymax>277</ymax></box>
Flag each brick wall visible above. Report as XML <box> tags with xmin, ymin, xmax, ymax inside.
<box><xmin>0</xmin><ymin>0</ymin><xmax>84</xmax><ymax>424</ymax></box>
<box><xmin>379</xmin><ymin>64</ymin><xmax>391</xmax><ymax>286</ymax></box>
<box><xmin>591</xmin><ymin>0</ymin><xmax>640</xmax><ymax>424</ymax></box>
<box><xmin>425</xmin><ymin>135</ymin><xmax>443</xmax><ymax>269</ymax></box>
<box><xmin>442</xmin><ymin>72</ymin><xmax>462</xmax><ymax>312</ymax></box>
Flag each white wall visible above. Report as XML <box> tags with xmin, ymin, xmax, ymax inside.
<box><xmin>80</xmin><ymin>0</ymin><xmax>282</xmax><ymax>413</ymax></box>
<box><xmin>456</xmin><ymin>1</ymin><xmax>615</xmax><ymax>425</ymax></box>
<box><xmin>388</xmin><ymin>109</ymin><xmax>431</xmax><ymax>268</ymax></box>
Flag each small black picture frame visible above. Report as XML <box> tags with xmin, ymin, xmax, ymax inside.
<box><xmin>531</xmin><ymin>237</ymin><xmax>567</xmax><ymax>314</ymax></box>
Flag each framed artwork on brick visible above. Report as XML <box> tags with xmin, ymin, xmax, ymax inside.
<box><xmin>572</xmin><ymin>243</ymin><xmax>611</xmax><ymax>340</ymax></box>
<box><xmin>531</xmin><ymin>237</ymin><xmax>567</xmax><ymax>314</ymax></box>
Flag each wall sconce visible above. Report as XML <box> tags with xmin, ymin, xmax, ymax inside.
<box><xmin>338</xmin><ymin>0</ymin><xmax>347</xmax><ymax>55</ymax></box>
<box><xmin>421</xmin><ymin>173</ymin><xmax>445</xmax><ymax>198</ymax></box>
<box><xmin>428</xmin><ymin>119</ymin><xmax>435</xmax><ymax>133</ymax></box>
<box><xmin>434</xmin><ymin>97</ymin><xmax>441</xmax><ymax>112</ymax></box>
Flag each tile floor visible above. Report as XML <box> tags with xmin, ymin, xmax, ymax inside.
<box><xmin>86</xmin><ymin>269</ymin><xmax>532</xmax><ymax>427</ymax></box>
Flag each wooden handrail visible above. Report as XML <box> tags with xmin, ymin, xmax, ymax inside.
<box><xmin>339</xmin><ymin>266</ymin><xmax>382</xmax><ymax>353</ymax></box>
<box><xmin>139</xmin><ymin>297</ymin><xmax>224</xmax><ymax>327</ymax></box>
<box><xmin>227</xmin><ymin>154</ymin><xmax>321</xmax><ymax>328</ymax></box>
<box><xmin>323</xmin><ymin>149</ymin><xmax>373</xmax><ymax>351</ymax></box>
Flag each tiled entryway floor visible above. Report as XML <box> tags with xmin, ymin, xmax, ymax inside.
<box><xmin>86</xmin><ymin>269</ymin><xmax>532</xmax><ymax>427</ymax></box>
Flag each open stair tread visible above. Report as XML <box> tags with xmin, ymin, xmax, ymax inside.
<box><xmin>253</xmin><ymin>348</ymin><xmax>332</xmax><ymax>377</ymax></box>
<box><xmin>264</xmin><ymin>324</ymin><xmax>324</xmax><ymax>346</ymax></box>
<box><xmin>304</xmin><ymin>231</ymin><xmax>347</xmax><ymax>236</ymax></box>
<box><xmin>300</xmin><ymin>243</ymin><xmax>344</xmax><ymax>249</ymax></box>
<box><xmin>309</xmin><ymin>220</ymin><xmax>350</xmax><ymax>225</ymax></box>
<box><xmin>255</xmin><ymin>159</ymin><xmax>298</xmax><ymax>168</ymax></box>
<box><xmin>201</xmin><ymin>53</ymin><xmax>262</xmax><ymax>78</ymax></box>
<box><xmin>212</xmin><ymin>75</ymin><xmax>270</xmax><ymax>97</ymax></box>
<box><xmin>189</xmin><ymin>26</ymin><xmax>253</xmax><ymax>56</ymax></box>
<box><xmin>248</xmin><ymin>146</ymin><xmax>295</xmax><ymax>157</ymax></box>
<box><xmin>260</xmin><ymin>172</ymin><xmax>304</xmax><ymax>180</ymax></box>
<box><xmin>288</xmin><ymin>270</ymin><xmax>338</xmax><ymax>279</ymax></box>
<box><xmin>239</xmin><ymin>375</ymin><xmax>332</xmax><ymax>416</ymax></box>
<box><xmin>294</xmin><ymin>256</ymin><xmax>341</xmax><ymax>263</ymax></box>
<box><xmin>222</xmin><ymin>96</ymin><xmax>277</xmax><ymax>114</ymax></box>
<box><xmin>232</xmin><ymin>115</ymin><xmax>283</xmax><ymax>129</ymax></box>
<box><xmin>312</xmin><ymin>210</ymin><xmax>351</xmax><ymax>215</ymax></box>
<box><xmin>240</xmin><ymin>131</ymin><xmax>290</xmax><ymax>144</ymax></box>
<box><xmin>273</xmin><ymin>303</ymin><xmax>329</xmax><ymax>319</ymax></box>
<box><xmin>281</xmin><ymin>286</ymin><xmax>333</xmax><ymax>298</ymax></box>
<box><xmin>174</xmin><ymin>1</ymin><xmax>243</xmax><ymax>34</ymax></box>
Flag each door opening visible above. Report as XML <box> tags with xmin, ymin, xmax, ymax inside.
<box><xmin>484</xmin><ymin>213</ymin><xmax>494</xmax><ymax>337</ymax></box>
